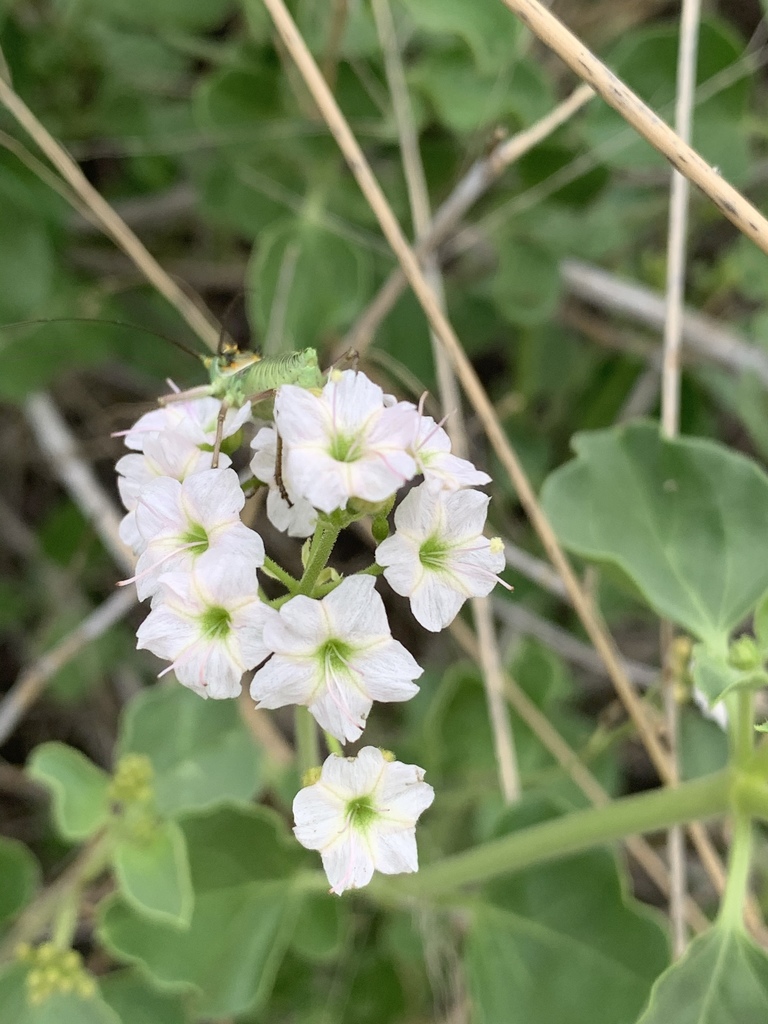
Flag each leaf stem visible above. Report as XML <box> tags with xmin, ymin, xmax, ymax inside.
<box><xmin>262</xmin><ymin>556</ymin><xmax>301</xmax><ymax>594</ymax></box>
<box><xmin>393</xmin><ymin>770</ymin><xmax>732</xmax><ymax>898</ymax></box>
<box><xmin>718</xmin><ymin>815</ymin><xmax>752</xmax><ymax>932</ymax></box>
<box><xmin>298</xmin><ymin>520</ymin><xmax>342</xmax><ymax>595</ymax></box>
<box><xmin>296</xmin><ymin>706</ymin><xmax>320</xmax><ymax>776</ymax></box>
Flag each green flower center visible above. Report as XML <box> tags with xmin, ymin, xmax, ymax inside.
<box><xmin>199</xmin><ymin>605</ymin><xmax>231</xmax><ymax>639</ymax></box>
<box><xmin>182</xmin><ymin>521</ymin><xmax>209</xmax><ymax>553</ymax></box>
<box><xmin>419</xmin><ymin>534</ymin><xmax>450</xmax><ymax>571</ymax></box>
<box><xmin>329</xmin><ymin>432</ymin><xmax>362</xmax><ymax>463</ymax></box>
<box><xmin>346</xmin><ymin>795</ymin><xmax>378</xmax><ymax>832</ymax></box>
<box><xmin>320</xmin><ymin>638</ymin><xmax>355</xmax><ymax>675</ymax></box>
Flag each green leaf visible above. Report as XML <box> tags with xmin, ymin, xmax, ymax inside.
<box><xmin>100</xmin><ymin>969</ymin><xmax>188</xmax><ymax>1024</ymax></box>
<box><xmin>636</xmin><ymin>926</ymin><xmax>768</xmax><ymax>1023</ymax></box>
<box><xmin>754</xmin><ymin>592</ymin><xmax>768</xmax><ymax>654</ymax></box>
<box><xmin>690</xmin><ymin>645</ymin><xmax>768</xmax><ymax>707</ymax></box>
<box><xmin>98</xmin><ymin>806</ymin><xmax>305</xmax><ymax>1018</ymax></box>
<box><xmin>679</xmin><ymin>706</ymin><xmax>728</xmax><ymax>781</ymax></box>
<box><xmin>465</xmin><ymin>799</ymin><xmax>668</xmax><ymax>1024</ymax></box>
<box><xmin>540</xmin><ymin>422</ymin><xmax>768</xmax><ymax>647</ymax></box>
<box><xmin>583</xmin><ymin>20</ymin><xmax>750</xmax><ymax>182</ymax></box>
<box><xmin>91</xmin><ymin>0</ymin><xmax>234</xmax><ymax>31</ymax></box>
<box><xmin>290</xmin><ymin>893</ymin><xmax>348</xmax><ymax>963</ymax></box>
<box><xmin>248</xmin><ymin>220</ymin><xmax>371</xmax><ymax>349</ymax></box>
<box><xmin>0</xmin><ymin>202</ymin><xmax>54</xmax><ymax>322</ymax></box>
<box><xmin>490</xmin><ymin>237</ymin><xmax>561</xmax><ymax>328</ymax></box>
<box><xmin>0</xmin><ymin>837</ymin><xmax>39</xmax><ymax>927</ymax></box>
<box><xmin>118</xmin><ymin>685</ymin><xmax>262</xmax><ymax>817</ymax></box>
<box><xmin>27</xmin><ymin>743</ymin><xmax>110</xmax><ymax>841</ymax></box>
<box><xmin>112</xmin><ymin>819</ymin><xmax>193</xmax><ymax>928</ymax></box>
<box><xmin>401</xmin><ymin>0</ymin><xmax>521</xmax><ymax>74</ymax></box>
<box><xmin>0</xmin><ymin>964</ymin><xmax>120</xmax><ymax>1024</ymax></box>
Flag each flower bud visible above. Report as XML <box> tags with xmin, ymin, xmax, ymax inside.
<box><xmin>728</xmin><ymin>636</ymin><xmax>761</xmax><ymax>672</ymax></box>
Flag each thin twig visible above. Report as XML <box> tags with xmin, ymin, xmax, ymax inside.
<box><xmin>660</xmin><ymin>0</ymin><xmax>702</xmax><ymax>959</ymax></box>
<box><xmin>0</xmin><ymin>65</ymin><xmax>220</xmax><ymax>352</ymax></box>
<box><xmin>0</xmin><ymin>589</ymin><xmax>138</xmax><ymax>748</ymax></box>
<box><xmin>259</xmin><ymin>0</ymin><xmax>736</xmax><ymax>904</ymax></box>
<box><xmin>562</xmin><ymin>260</ymin><xmax>768</xmax><ymax>388</ymax></box>
<box><xmin>341</xmin><ymin>83</ymin><xmax>595</xmax><ymax>356</ymax></box>
<box><xmin>497</xmin><ymin>0</ymin><xmax>768</xmax><ymax>256</ymax></box>
<box><xmin>371</xmin><ymin>0</ymin><xmax>519</xmax><ymax>801</ymax></box>
<box><xmin>449</xmin><ymin>616</ymin><xmax>709</xmax><ymax>934</ymax></box>
<box><xmin>24</xmin><ymin>393</ymin><xmax>134</xmax><ymax>574</ymax></box>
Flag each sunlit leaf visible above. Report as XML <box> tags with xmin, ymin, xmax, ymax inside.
<box><xmin>113</xmin><ymin>819</ymin><xmax>193</xmax><ymax>928</ymax></box>
<box><xmin>27</xmin><ymin>743</ymin><xmax>110</xmax><ymax>842</ymax></box>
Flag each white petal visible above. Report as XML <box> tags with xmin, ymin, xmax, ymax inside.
<box><xmin>249</xmin><ymin>656</ymin><xmax>317</xmax><ymax>708</ymax></box>
<box><xmin>376</xmin><ymin>764</ymin><xmax>435</xmax><ymax>824</ymax></box>
<box><xmin>181</xmin><ymin>468</ymin><xmax>244</xmax><ymax>526</ymax></box>
<box><xmin>274</xmin><ymin>386</ymin><xmax>328</xmax><ymax>446</ymax></box>
<box><xmin>136</xmin><ymin>605</ymin><xmax>197</xmax><ymax>661</ymax></box>
<box><xmin>354</xmin><ymin>641</ymin><xmax>422</xmax><ymax>701</ymax></box>
<box><xmin>135</xmin><ymin>477</ymin><xmax>184</xmax><ymax>542</ymax></box>
<box><xmin>320</xmin><ymin>829</ymin><xmax>375</xmax><ymax>895</ymax></box>
<box><xmin>265</xmin><ymin>595</ymin><xmax>328</xmax><ymax>654</ymax></box>
<box><xmin>309</xmin><ymin>684</ymin><xmax>372</xmax><ymax>744</ymax></box>
<box><xmin>391</xmin><ymin>484</ymin><xmax>440</xmax><ymax>538</ymax></box>
<box><xmin>320</xmin><ymin>747</ymin><xmax>386</xmax><ymax>798</ymax></box>
<box><xmin>441</xmin><ymin>489</ymin><xmax>490</xmax><ymax>541</ymax></box>
<box><xmin>376</xmin><ymin>535</ymin><xmax>422</xmax><ymax>596</ymax></box>
<box><xmin>293</xmin><ymin>784</ymin><xmax>346</xmax><ymax>851</ymax></box>
<box><xmin>409</xmin><ymin>574</ymin><xmax>465</xmax><ymax>631</ymax></box>
<box><xmin>370</xmin><ymin>827</ymin><xmax>419</xmax><ymax>875</ymax></box>
<box><xmin>265</xmin><ymin>487</ymin><xmax>317</xmax><ymax>538</ymax></box>
<box><xmin>322</xmin><ymin>576</ymin><xmax>389</xmax><ymax>641</ymax></box>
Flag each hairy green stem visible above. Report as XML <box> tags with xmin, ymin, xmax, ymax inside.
<box><xmin>718</xmin><ymin>816</ymin><xmax>752</xmax><ymax>931</ymax></box>
<box><xmin>299</xmin><ymin>520</ymin><xmax>342</xmax><ymax>595</ymax></box>
<box><xmin>262</xmin><ymin>556</ymin><xmax>301</xmax><ymax>594</ymax></box>
<box><xmin>395</xmin><ymin>770</ymin><xmax>732</xmax><ymax>898</ymax></box>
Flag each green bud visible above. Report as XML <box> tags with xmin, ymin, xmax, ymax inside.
<box><xmin>728</xmin><ymin>636</ymin><xmax>762</xmax><ymax>672</ymax></box>
<box><xmin>371</xmin><ymin>516</ymin><xmax>390</xmax><ymax>543</ymax></box>
<box><xmin>302</xmin><ymin>766</ymin><xmax>322</xmax><ymax>787</ymax></box>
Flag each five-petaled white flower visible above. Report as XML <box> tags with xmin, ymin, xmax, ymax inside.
<box><xmin>274</xmin><ymin>370</ymin><xmax>418</xmax><ymax>514</ymax></box>
<box><xmin>120</xmin><ymin>396</ymin><xmax>252</xmax><ymax>451</ymax></box>
<box><xmin>129</xmin><ymin>468</ymin><xmax>264</xmax><ymax>600</ymax></box>
<box><xmin>293</xmin><ymin>746</ymin><xmax>434</xmax><ymax>895</ymax></box>
<box><xmin>117</xmin><ymin>432</ymin><xmax>229</xmax><ymax>554</ymax></box>
<box><xmin>250</xmin><ymin>426</ymin><xmax>317</xmax><ymax>538</ymax></box>
<box><xmin>375</xmin><ymin>484</ymin><xmax>507</xmax><ymax>631</ymax></box>
<box><xmin>136</xmin><ymin>561</ymin><xmax>269</xmax><ymax>699</ymax></box>
<box><xmin>250</xmin><ymin>575</ymin><xmax>422</xmax><ymax>742</ymax></box>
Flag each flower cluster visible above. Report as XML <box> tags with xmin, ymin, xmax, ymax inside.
<box><xmin>116</xmin><ymin>366</ymin><xmax>507</xmax><ymax>892</ymax></box>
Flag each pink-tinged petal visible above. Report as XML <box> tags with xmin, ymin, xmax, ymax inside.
<box><xmin>441</xmin><ymin>489</ymin><xmax>490</xmax><ymax>541</ymax></box>
<box><xmin>321</xmin><ymin>830</ymin><xmax>375</xmax><ymax>895</ymax></box>
<box><xmin>422</xmin><ymin>453</ymin><xmax>491</xmax><ymax>493</ymax></box>
<box><xmin>173</xmin><ymin>640</ymin><xmax>243</xmax><ymax>699</ymax></box>
<box><xmin>265</xmin><ymin>488</ymin><xmax>317</xmax><ymax>538</ymax></box>
<box><xmin>354</xmin><ymin>642</ymin><xmax>422</xmax><ymax>701</ymax></box>
<box><xmin>204</xmin><ymin>522</ymin><xmax>265</xmax><ymax>568</ymax></box>
<box><xmin>135</xmin><ymin>477</ymin><xmax>184</xmax><ymax>541</ymax></box>
<box><xmin>308</xmin><ymin>684</ymin><xmax>372</xmax><ymax>744</ymax></box>
<box><xmin>391</xmin><ymin>484</ymin><xmax>440</xmax><ymax>537</ymax></box>
<box><xmin>322</xmin><ymin>576</ymin><xmax>389</xmax><ymax>641</ymax></box>
<box><xmin>293</xmin><ymin>784</ymin><xmax>346</xmax><ymax>851</ymax></box>
<box><xmin>275</xmin><ymin>386</ymin><xmax>328</xmax><ymax>445</ymax></box>
<box><xmin>136</xmin><ymin>606</ymin><xmax>198</xmax><ymax>661</ymax></box>
<box><xmin>193</xmin><ymin>557</ymin><xmax>260</xmax><ymax>607</ymax></box>
<box><xmin>369</xmin><ymin>828</ymin><xmax>419</xmax><ymax>875</ymax></box>
<box><xmin>326</xmin><ymin>371</ymin><xmax>384</xmax><ymax>435</ymax></box>
<box><xmin>320</xmin><ymin>747</ymin><xmax>386</xmax><ymax>798</ymax></box>
<box><xmin>376</xmin><ymin>764</ymin><xmax>435</xmax><ymax>824</ymax></box>
<box><xmin>409</xmin><ymin>575</ymin><xmax>466</xmax><ymax>632</ymax></box>
<box><xmin>231</xmin><ymin>600</ymin><xmax>271</xmax><ymax>668</ymax></box>
<box><xmin>265</xmin><ymin>595</ymin><xmax>328</xmax><ymax>653</ymax></box>
<box><xmin>367</xmin><ymin>403</ymin><xmax>422</xmax><ymax>450</ymax></box>
<box><xmin>348</xmin><ymin>453</ymin><xmax>415</xmax><ymax>504</ymax></box>
<box><xmin>250</xmin><ymin>656</ymin><xmax>317</xmax><ymax>708</ymax></box>
<box><xmin>250</xmin><ymin>426</ymin><xmax>277</xmax><ymax>485</ymax></box>
<box><xmin>181</xmin><ymin>468</ymin><xmax>244</xmax><ymax>525</ymax></box>
<box><xmin>119</xmin><ymin>511</ymin><xmax>144</xmax><ymax>555</ymax></box>
<box><xmin>376</xmin><ymin>535</ymin><xmax>422</xmax><ymax>596</ymax></box>
<box><xmin>445</xmin><ymin>545</ymin><xmax>504</xmax><ymax>597</ymax></box>
<box><xmin>413</xmin><ymin>415</ymin><xmax>451</xmax><ymax>455</ymax></box>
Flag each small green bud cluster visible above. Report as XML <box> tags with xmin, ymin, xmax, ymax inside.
<box><xmin>16</xmin><ymin>941</ymin><xmax>96</xmax><ymax>1005</ymax></box>
<box><xmin>109</xmin><ymin>753</ymin><xmax>155</xmax><ymax>806</ymax></box>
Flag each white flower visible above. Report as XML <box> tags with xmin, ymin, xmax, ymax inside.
<box><xmin>250</xmin><ymin>575</ymin><xmax>422</xmax><ymax>742</ymax></box>
<box><xmin>129</xmin><ymin>468</ymin><xmax>264</xmax><ymax>600</ymax></box>
<box><xmin>375</xmin><ymin>484</ymin><xmax>506</xmax><ymax>631</ymax></box>
<box><xmin>136</xmin><ymin>561</ymin><xmax>269</xmax><ymax>699</ymax></box>
<box><xmin>250</xmin><ymin>426</ymin><xmax>317</xmax><ymax>538</ymax></box>
<box><xmin>293</xmin><ymin>746</ymin><xmax>434</xmax><ymax>895</ymax></box>
<box><xmin>119</xmin><ymin>396</ymin><xmax>252</xmax><ymax>451</ymax></box>
<box><xmin>274</xmin><ymin>370</ymin><xmax>418</xmax><ymax>514</ymax></box>
<box><xmin>410</xmin><ymin>412</ymin><xmax>491</xmax><ymax>494</ymax></box>
<box><xmin>117</xmin><ymin>432</ymin><xmax>230</xmax><ymax>554</ymax></box>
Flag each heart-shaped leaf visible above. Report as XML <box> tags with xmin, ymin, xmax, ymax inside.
<box><xmin>636</xmin><ymin>925</ymin><xmax>768</xmax><ymax>1023</ymax></box>
<box><xmin>27</xmin><ymin>743</ymin><xmax>110</xmax><ymax>841</ymax></box>
<box><xmin>0</xmin><ymin>837</ymin><xmax>39</xmax><ymax>929</ymax></box>
<box><xmin>112</xmin><ymin>819</ymin><xmax>193</xmax><ymax>929</ymax></box>
<box><xmin>541</xmin><ymin>422</ymin><xmax>768</xmax><ymax>647</ymax></box>
<box><xmin>118</xmin><ymin>686</ymin><xmax>262</xmax><ymax>817</ymax></box>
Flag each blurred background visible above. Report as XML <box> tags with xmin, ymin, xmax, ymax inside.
<box><xmin>1</xmin><ymin>0</ymin><xmax>768</xmax><ymax>1010</ymax></box>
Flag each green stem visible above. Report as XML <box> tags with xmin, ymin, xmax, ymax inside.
<box><xmin>718</xmin><ymin>815</ymin><xmax>752</xmax><ymax>932</ymax></box>
<box><xmin>324</xmin><ymin>731</ymin><xmax>343</xmax><ymax>756</ymax></box>
<box><xmin>298</xmin><ymin>520</ymin><xmax>341</xmax><ymax>595</ymax></box>
<box><xmin>735</xmin><ymin>690</ymin><xmax>755</xmax><ymax>767</ymax></box>
<box><xmin>296</xmin><ymin>706</ymin><xmax>320</xmax><ymax>776</ymax></box>
<box><xmin>262</xmin><ymin>556</ymin><xmax>301</xmax><ymax>594</ymax></box>
<box><xmin>393</xmin><ymin>770</ymin><xmax>732</xmax><ymax>898</ymax></box>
